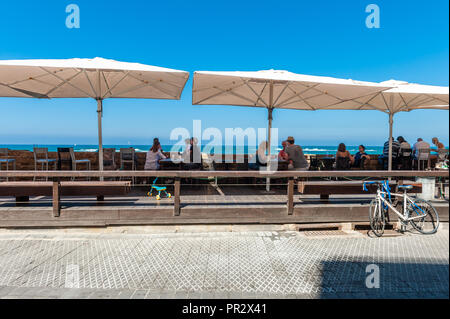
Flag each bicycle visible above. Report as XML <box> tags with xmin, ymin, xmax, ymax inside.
<box><xmin>363</xmin><ymin>180</ymin><xmax>440</xmax><ymax>237</ymax></box>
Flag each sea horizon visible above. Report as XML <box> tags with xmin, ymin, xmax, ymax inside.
<box><xmin>0</xmin><ymin>144</ymin><xmax>384</xmax><ymax>155</ymax></box>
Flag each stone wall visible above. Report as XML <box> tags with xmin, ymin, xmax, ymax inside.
<box><xmin>4</xmin><ymin>150</ymin><xmax>428</xmax><ymax>172</ymax></box>
<box><xmin>3</xmin><ymin>150</ymin><xmax>148</xmax><ymax>171</ymax></box>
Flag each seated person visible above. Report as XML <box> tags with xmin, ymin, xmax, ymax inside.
<box><xmin>432</xmin><ymin>137</ymin><xmax>445</xmax><ymax>150</ymax></box>
<box><xmin>181</xmin><ymin>138</ymin><xmax>191</xmax><ymax>162</ymax></box>
<box><xmin>185</xmin><ymin>137</ymin><xmax>202</xmax><ymax>169</ymax></box>
<box><xmin>335</xmin><ymin>143</ymin><xmax>353</xmax><ymax>170</ymax></box>
<box><xmin>249</xmin><ymin>141</ymin><xmax>269</xmax><ymax>170</ymax></box>
<box><xmin>278</xmin><ymin>141</ymin><xmax>289</xmax><ymax>161</ymax></box>
<box><xmin>412</xmin><ymin>138</ymin><xmax>430</xmax><ymax>159</ymax></box>
<box><xmin>397</xmin><ymin>136</ymin><xmax>411</xmax><ymax>151</ymax></box>
<box><xmin>285</xmin><ymin>137</ymin><xmax>309</xmax><ymax>171</ymax></box>
<box><xmin>432</xmin><ymin>137</ymin><xmax>447</xmax><ymax>162</ymax></box>
<box><xmin>153</xmin><ymin>137</ymin><xmax>163</xmax><ymax>152</ymax></box>
<box><xmin>353</xmin><ymin>145</ymin><xmax>369</xmax><ymax>168</ymax></box>
<box><xmin>378</xmin><ymin>137</ymin><xmax>401</xmax><ymax>169</ymax></box>
<box><xmin>144</xmin><ymin>140</ymin><xmax>166</xmax><ymax>170</ymax></box>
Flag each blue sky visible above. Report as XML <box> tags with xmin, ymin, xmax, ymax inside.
<box><xmin>0</xmin><ymin>0</ymin><xmax>448</xmax><ymax>146</ymax></box>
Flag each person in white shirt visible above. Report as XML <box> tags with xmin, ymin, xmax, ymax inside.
<box><xmin>181</xmin><ymin>138</ymin><xmax>191</xmax><ymax>163</ymax></box>
<box><xmin>144</xmin><ymin>140</ymin><xmax>166</xmax><ymax>170</ymax></box>
<box><xmin>412</xmin><ymin>138</ymin><xmax>430</xmax><ymax>159</ymax></box>
<box><xmin>397</xmin><ymin>136</ymin><xmax>411</xmax><ymax>150</ymax></box>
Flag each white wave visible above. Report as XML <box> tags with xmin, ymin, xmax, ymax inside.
<box><xmin>303</xmin><ymin>148</ymin><xmax>333</xmax><ymax>152</ymax></box>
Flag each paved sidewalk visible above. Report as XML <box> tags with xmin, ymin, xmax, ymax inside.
<box><xmin>0</xmin><ymin>227</ymin><xmax>448</xmax><ymax>299</ymax></box>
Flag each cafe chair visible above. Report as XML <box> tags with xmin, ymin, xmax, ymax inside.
<box><xmin>0</xmin><ymin>148</ymin><xmax>16</xmax><ymax>181</ymax></box>
<box><xmin>33</xmin><ymin>147</ymin><xmax>57</xmax><ymax>181</ymax></box>
<box><xmin>415</xmin><ymin>148</ymin><xmax>431</xmax><ymax>171</ymax></box>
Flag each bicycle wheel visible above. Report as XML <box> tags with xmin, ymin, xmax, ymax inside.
<box><xmin>369</xmin><ymin>199</ymin><xmax>385</xmax><ymax>237</ymax></box>
<box><xmin>409</xmin><ymin>198</ymin><xmax>440</xmax><ymax>234</ymax></box>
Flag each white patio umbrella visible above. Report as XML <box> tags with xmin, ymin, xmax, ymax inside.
<box><xmin>0</xmin><ymin>57</ymin><xmax>189</xmax><ymax>171</ymax></box>
<box><xmin>359</xmin><ymin>80</ymin><xmax>449</xmax><ymax>170</ymax></box>
<box><xmin>193</xmin><ymin>70</ymin><xmax>392</xmax><ymax>153</ymax></box>
<box><xmin>193</xmin><ymin>70</ymin><xmax>391</xmax><ymax>190</ymax></box>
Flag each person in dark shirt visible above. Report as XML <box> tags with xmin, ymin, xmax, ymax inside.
<box><xmin>335</xmin><ymin>143</ymin><xmax>353</xmax><ymax>170</ymax></box>
<box><xmin>353</xmin><ymin>145</ymin><xmax>370</xmax><ymax>168</ymax></box>
<box><xmin>378</xmin><ymin>137</ymin><xmax>401</xmax><ymax>169</ymax></box>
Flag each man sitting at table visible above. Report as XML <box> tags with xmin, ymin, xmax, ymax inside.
<box><xmin>285</xmin><ymin>137</ymin><xmax>309</xmax><ymax>171</ymax></box>
<box><xmin>278</xmin><ymin>141</ymin><xmax>289</xmax><ymax>161</ymax></box>
<box><xmin>412</xmin><ymin>138</ymin><xmax>430</xmax><ymax>159</ymax></box>
<box><xmin>378</xmin><ymin>137</ymin><xmax>401</xmax><ymax>169</ymax></box>
<box><xmin>184</xmin><ymin>137</ymin><xmax>202</xmax><ymax>169</ymax></box>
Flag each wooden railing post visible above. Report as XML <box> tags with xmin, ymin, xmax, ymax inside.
<box><xmin>287</xmin><ymin>177</ymin><xmax>294</xmax><ymax>215</ymax></box>
<box><xmin>174</xmin><ymin>177</ymin><xmax>181</xmax><ymax>216</ymax></box>
<box><xmin>52</xmin><ymin>179</ymin><xmax>61</xmax><ymax>217</ymax></box>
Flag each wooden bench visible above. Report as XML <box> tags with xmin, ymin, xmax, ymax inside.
<box><xmin>297</xmin><ymin>180</ymin><xmax>422</xmax><ymax>201</ymax></box>
<box><xmin>0</xmin><ymin>181</ymin><xmax>131</xmax><ymax>216</ymax></box>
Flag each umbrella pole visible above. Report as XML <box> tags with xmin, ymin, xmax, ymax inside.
<box><xmin>266</xmin><ymin>81</ymin><xmax>274</xmax><ymax>192</ymax></box>
<box><xmin>97</xmin><ymin>99</ymin><xmax>104</xmax><ymax>180</ymax></box>
<box><xmin>388</xmin><ymin>112</ymin><xmax>393</xmax><ymax>171</ymax></box>
<box><xmin>266</xmin><ymin>107</ymin><xmax>273</xmax><ymax>191</ymax></box>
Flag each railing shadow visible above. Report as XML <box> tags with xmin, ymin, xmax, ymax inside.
<box><xmin>318</xmin><ymin>260</ymin><xmax>449</xmax><ymax>298</ymax></box>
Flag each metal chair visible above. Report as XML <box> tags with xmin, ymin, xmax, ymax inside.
<box><xmin>0</xmin><ymin>148</ymin><xmax>16</xmax><ymax>181</ymax></box>
<box><xmin>103</xmin><ymin>148</ymin><xmax>117</xmax><ymax>181</ymax></box>
<box><xmin>416</xmin><ymin>148</ymin><xmax>431</xmax><ymax>171</ymax></box>
<box><xmin>33</xmin><ymin>147</ymin><xmax>57</xmax><ymax>181</ymax></box>
<box><xmin>70</xmin><ymin>148</ymin><xmax>91</xmax><ymax>170</ymax></box>
<box><xmin>57</xmin><ymin>147</ymin><xmax>91</xmax><ymax>180</ymax></box>
<box><xmin>398</xmin><ymin>148</ymin><xmax>412</xmax><ymax>170</ymax></box>
<box><xmin>57</xmin><ymin>148</ymin><xmax>73</xmax><ymax>170</ymax></box>
<box><xmin>120</xmin><ymin>148</ymin><xmax>136</xmax><ymax>184</ymax></box>
<box><xmin>103</xmin><ymin>148</ymin><xmax>117</xmax><ymax>170</ymax></box>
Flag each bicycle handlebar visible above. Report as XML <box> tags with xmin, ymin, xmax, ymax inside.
<box><xmin>363</xmin><ymin>180</ymin><xmax>391</xmax><ymax>193</ymax></box>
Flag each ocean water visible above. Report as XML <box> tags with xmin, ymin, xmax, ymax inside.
<box><xmin>0</xmin><ymin>144</ymin><xmax>384</xmax><ymax>155</ymax></box>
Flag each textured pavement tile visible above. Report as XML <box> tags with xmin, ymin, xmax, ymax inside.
<box><xmin>0</xmin><ymin>228</ymin><xmax>448</xmax><ymax>299</ymax></box>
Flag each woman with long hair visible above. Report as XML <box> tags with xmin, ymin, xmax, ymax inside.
<box><xmin>249</xmin><ymin>141</ymin><xmax>269</xmax><ymax>170</ymax></box>
<box><xmin>335</xmin><ymin>143</ymin><xmax>353</xmax><ymax>170</ymax></box>
<box><xmin>144</xmin><ymin>139</ymin><xmax>166</xmax><ymax>170</ymax></box>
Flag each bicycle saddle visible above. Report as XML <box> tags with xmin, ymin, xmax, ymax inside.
<box><xmin>398</xmin><ymin>185</ymin><xmax>413</xmax><ymax>190</ymax></box>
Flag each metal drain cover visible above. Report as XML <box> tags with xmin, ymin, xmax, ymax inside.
<box><xmin>302</xmin><ymin>230</ymin><xmax>347</xmax><ymax>237</ymax></box>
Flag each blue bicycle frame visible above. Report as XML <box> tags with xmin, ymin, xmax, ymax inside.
<box><xmin>363</xmin><ymin>180</ymin><xmax>392</xmax><ymax>210</ymax></box>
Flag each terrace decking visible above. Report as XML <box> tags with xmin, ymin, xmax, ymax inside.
<box><xmin>0</xmin><ymin>170</ymin><xmax>448</xmax><ymax>228</ymax></box>
<box><xmin>0</xmin><ymin>185</ymin><xmax>448</xmax><ymax>228</ymax></box>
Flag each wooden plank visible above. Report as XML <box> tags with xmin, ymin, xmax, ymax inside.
<box><xmin>297</xmin><ymin>181</ymin><xmax>422</xmax><ymax>195</ymax></box>
<box><xmin>287</xmin><ymin>178</ymin><xmax>294</xmax><ymax>215</ymax></box>
<box><xmin>52</xmin><ymin>180</ymin><xmax>60</xmax><ymax>217</ymax></box>
<box><xmin>0</xmin><ymin>202</ymin><xmax>448</xmax><ymax>227</ymax></box>
<box><xmin>0</xmin><ymin>181</ymin><xmax>131</xmax><ymax>197</ymax></box>
<box><xmin>1</xmin><ymin>170</ymin><xmax>448</xmax><ymax>179</ymax></box>
<box><xmin>174</xmin><ymin>178</ymin><xmax>181</xmax><ymax>216</ymax></box>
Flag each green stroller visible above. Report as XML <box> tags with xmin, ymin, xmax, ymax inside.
<box><xmin>147</xmin><ymin>177</ymin><xmax>171</xmax><ymax>200</ymax></box>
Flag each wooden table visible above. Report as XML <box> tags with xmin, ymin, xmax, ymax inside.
<box><xmin>159</xmin><ymin>158</ymin><xmax>184</xmax><ymax>170</ymax></box>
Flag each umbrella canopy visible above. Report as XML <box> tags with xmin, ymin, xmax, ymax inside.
<box><xmin>193</xmin><ymin>70</ymin><xmax>391</xmax><ymax>156</ymax></box>
<box><xmin>361</xmin><ymin>80</ymin><xmax>449</xmax><ymax>170</ymax></box>
<box><xmin>0</xmin><ymin>57</ymin><xmax>189</xmax><ymax>171</ymax></box>
<box><xmin>193</xmin><ymin>70</ymin><xmax>392</xmax><ymax>111</ymax></box>
<box><xmin>193</xmin><ymin>70</ymin><xmax>391</xmax><ymax>190</ymax></box>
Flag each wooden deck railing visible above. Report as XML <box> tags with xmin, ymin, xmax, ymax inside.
<box><xmin>1</xmin><ymin>170</ymin><xmax>448</xmax><ymax>217</ymax></box>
